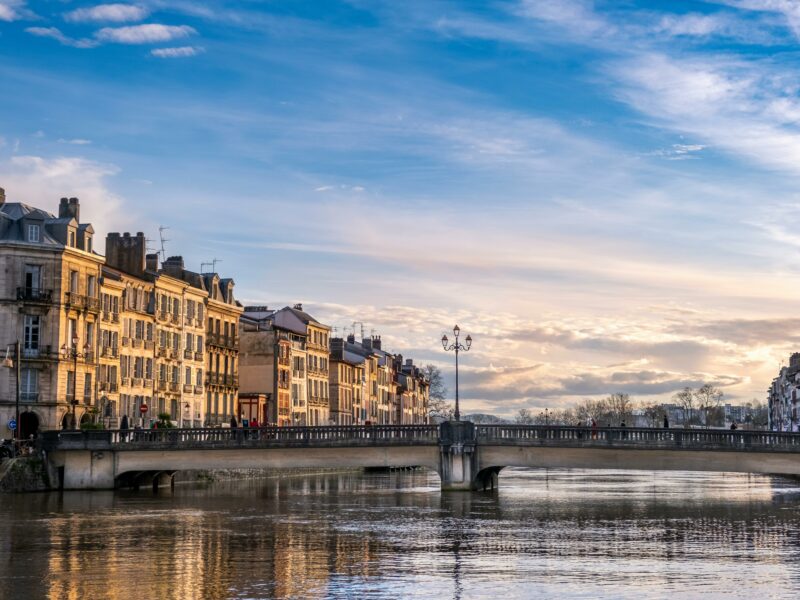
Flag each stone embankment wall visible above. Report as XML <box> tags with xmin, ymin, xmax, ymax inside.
<box><xmin>0</xmin><ymin>457</ymin><xmax>54</xmax><ymax>493</ymax></box>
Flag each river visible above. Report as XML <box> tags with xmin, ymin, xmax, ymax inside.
<box><xmin>0</xmin><ymin>468</ymin><xmax>799</xmax><ymax>599</ymax></box>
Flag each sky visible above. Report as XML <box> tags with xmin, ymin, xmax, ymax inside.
<box><xmin>3</xmin><ymin>1</ymin><xmax>800</xmax><ymax>417</ymax></box>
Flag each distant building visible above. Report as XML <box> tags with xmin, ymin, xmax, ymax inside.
<box><xmin>768</xmin><ymin>353</ymin><xmax>800</xmax><ymax>432</ymax></box>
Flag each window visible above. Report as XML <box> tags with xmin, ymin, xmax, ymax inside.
<box><xmin>83</xmin><ymin>373</ymin><xmax>92</xmax><ymax>402</ymax></box>
<box><xmin>196</xmin><ymin>369</ymin><xmax>202</xmax><ymax>387</ymax></box>
<box><xmin>70</xmin><ymin>270</ymin><xmax>79</xmax><ymax>293</ymax></box>
<box><xmin>68</xmin><ymin>318</ymin><xmax>78</xmax><ymax>347</ymax></box>
<box><xmin>185</xmin><ymin>367</ymin><xmax>191</xmax><ymax>385</ymax></box>
<box><xmin>85</xmin><ymin>322</ymin><xmax>94</xmax><ymax>350</ymax></box>
<box><xmin>23</xmin><ymin>315</ymin><xmax>40</xmax><ymax>351</ymax></box>
<box><xmin>87</xmin><ymin>275</ymin><xmax>96</xmax><ymax>298</ymax></box>
<box><xmin>24</xmin><ymin>265</ymin><xmax>41</xmax><ymax>294</ymax></box>
<box><xmin>69</xmin><ymin>231</ymin><xmax>76</xmax><ymax>247</ymax></box>
<box><xmin>145</xmin><ymin>359</ymin><xmax>153</xmax><ymax>380</ymax></box>
<box><xmin>27</xmin><ymin>224</ymin><xmax>40</xmax><ymax>243</ymax></box>
<box><xmin>21</xmin><ymin>369</ymin><xmax>38</xmax><ymax>400</ymax></box>
<box><xmin>66</xmin><ymin>371</ymin><xmax>75</xmax><ymax>401</ymax></box>
<box><xmin>86</xmin><ymin>237</ymin><xmax>92</xmax><ymax>253</ymax></box>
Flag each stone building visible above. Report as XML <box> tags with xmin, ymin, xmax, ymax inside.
<box><xmin>329</xmin><ymin>337</ymin><xmax>364</xmax><ymax>425</ymax></box>
<box><xmin>239</xmin><ymin>307</ymin><xmax>290</xmax><ymax>425</ymax></box>
<box><xmin>768</xmin><ymin>353</ymin><xmax>800</xmax><ymax>432</ymax></box>
<box><xmin>0</xmin><ymin>192</ymin><xmax>103</xmax><ymax>434</ymax></box>
<box><xmin>240</xmin><ymin>305</ymin><xmax>331</xmax><ymax>425</ymax></box>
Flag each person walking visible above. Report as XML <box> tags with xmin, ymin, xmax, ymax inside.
<box><xmin>120</xmin><ymin>414</ymin><xmax>129</xmax><ymax>442</ymax></box>
<box><xmin>663</xmin><ymin>414</ymin><xmax>669</xmax><ymax>429</ymax></box>
<box><xmin>591</xmin><ymin>418</ymin><xmax>598</xmax><ymax>440</ymax></box>
<box><xmin>730</xmin><ymin>422</ymin><xmax>738</xmax><ymax>430</ymax></box>
<box><xmin>230</xmin><ymin>415</ymin><xmax>238</xmax><ymax>429</ymax></box>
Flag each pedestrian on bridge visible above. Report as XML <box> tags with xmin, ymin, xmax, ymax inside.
<box><xmin>664</xmin><ymin>415</ymin><xmax>669</xmax><ymax>429</ymax></box>
<box><xmin>230</xmin><ymin>415</ymin><xmax>238</xmax><ymax>429</ymax></box>
<box><xmin>591</xmin><ymin>418</ymin><xmax>598</xmax><ymax>439</ymax></box>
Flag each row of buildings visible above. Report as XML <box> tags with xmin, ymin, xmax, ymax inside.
<box><xmin>768</xmin><ymin>353</ymin><xmax>800</xmax><ymax>432</ymax></box>
<box><xmin>0</xmin><ymin>190</ymin><xmax>429</xmax><ymax>437</ymax></box>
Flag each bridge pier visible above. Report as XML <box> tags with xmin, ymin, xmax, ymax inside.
<box><xmin>438</xmin><ymin>421</ymin><xmax>481</xmax><ymax>491</ymax></box>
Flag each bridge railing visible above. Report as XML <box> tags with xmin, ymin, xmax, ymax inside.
<box><xmin>476</xmin><ymin>425</ymin><xmax>800</xmax><ymax>452</ymax></box>
<box><xmin>41</xmin><ymin>425</ymin><xmax>440</xmax><ymax>450</ymax></box>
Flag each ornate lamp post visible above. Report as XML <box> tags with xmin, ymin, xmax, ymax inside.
<box><xmin>61</xmin><ymin>333</ymin><xmax>91</xmax><ymax>430</ymax></box>
<box><xmin>3</xmin><ymin>341</ymin><xmax>21</xmax><ymax>452</ymax></box>
<box><xmin>441</xmin><ymin>325</ymin><xmax>472</xmax><ymax>422</ymax></box>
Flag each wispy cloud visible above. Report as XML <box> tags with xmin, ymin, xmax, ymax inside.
<box><xmin>25</xmin><ymin>27</ymin><xmax>99</xmax><ymax>49</ymax></box>
<box><xmin>150</xmin><ymin>46</ymin><xmax>203</xmax><ymax>58</ymax></box>
<box><xmin>64</xmin><ymin>3</ymin><xmax>149</xmax><ymax>23</ymax></box>
<box><xmin>57</xmin><ymin>138</ymin><xmax>92</xmax><ymax>145</ymax></box>
<box><xmin>0</xmin><ymin>0</ymin><xmax>30</xmax><ymax>22</ymax></box>
<box><xmin>96</xmin><ymin>23</ymin><xmax>196</xmax><ymax>44</ymax></box>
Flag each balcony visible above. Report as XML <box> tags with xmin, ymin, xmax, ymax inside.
<box><xmin>132</xmin><ymin>377</ymin><xmax>143</xmax><ymax>387</ymax></box>
<box><xmin>206</xmin><ymin>332</ymin><xmax>239</xmax><ymax>350</ymax></box>
<box><xmin>184</xmin><ymin>349</ymin><xmax>193</xmax><ymax>360</ymax></box>
<box><xmin>171</xmin><ymin>314</ymin><xmax>180</xmax><ymax>325</ymax></box>
<box><xmin>144</xmin><ymin>341</ymin><xmax>155</xmax><ymax>351</ymax></box>
<box><xmin>156</xmin><ymin>346</ymin><xmax>168</xmax><ymax>358</ymax></box>
<box><xmin>111</xmin><ymin>312</ymin><xmax>120</xmax><ymax>324</ymax></box>
<box><xmin>278</xmin><ymin>356</ymin><xmax>290</xmax><ymax>366</ymax></box>
<box><xmin>169</xmin><ymin>382</ymin><xmax>180</xmax><ymax>393</ymax></box>
<box><xmin>100</xmin><ymin>346</ymin><xmax>119</xmax><ymax>359</ymax></box>
<box><xmin>122</xmin><ymin>337</ymin><xmax>130</xmax><ymax>347</ymax></box>
<box><xmin>17</xmin><ymin>287</ymin><xmax>53</xmax><ymax>303</ymax></box>
<box><xmin>20</xmin><ymin>392</ymin><xmax>39</xmax><ymax>402</ymax></box>
<box><xmin>158</xmin><ymin>310</ymin><xmax>168</xmax><ymax>322</ymax></box>
<box><xmin>131</xmin><ymin>339</ymin><xmax>143</xmax><ymax>349</ymax></box>
<box><xmin>183</xmin><ymin>384</ymin><xmax>193</xmax><ymax>394</ymax></box>
<box><xmin>194</xmin><ymin>352</ymin><xmax>203</xmax><ymax>361</ymax></box>
<box><xmin>65</xmin><ymin>292</ymin><xmax>100</xmax><ymax>313</ymax></box>
<box><xmin>194</xmin><ymin>385</ymin><xmax>203</xmax><ymax>394</ymax></box>
<box><xmin>121</xmin><ymin>377</ymin><xmax>131</xmax><ymax>387</ymax></box>
<box><xmin>158</xmin><ymin>380</ymin><xmax>167</xmax><ymax>391</ymax></box>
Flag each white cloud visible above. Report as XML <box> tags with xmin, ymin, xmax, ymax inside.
<box><xmin>716</xmin><ymin>0</ymin><xmax>800</xmax><ymax>38</ymax></box>
<box><xmin>0</xmin><ymin>0</ymin><xmax>27</xmax><ymax>22</ymax></box>
<box><xmin>0</xmin><ymin>155</ymin><xmax>127</xmax><ymax>245</ymax></box>
<box><xmin>57</xmin><ymin>138</ymin><xmax>92</xmax><ymax>145</ymax></box>
<box><xmin>96</xmin><ymin>24</ymin><xmax>196</xmax><ymax>44</ymax></box>
<box><xmin>26</xmin><ymin>27</ymin><xmax>99</xmax><ymax>48</ymax></box>
<box><xmin>150</xmin><ymin>46</ymin><xmax>203</xmax><ymax>58</ymax></box>
<box><xmin>64</xmin><ymin>3</ymin><xmax>149</xmax><ymax>23</ymax></box>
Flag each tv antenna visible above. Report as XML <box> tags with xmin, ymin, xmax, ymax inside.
<box><xmin>352</xmin><ymin>321</ymin><xmax>365</xmax><ymax>340</ymax></box>
<box><xmin>201</xmin><ymin>258</ymin><xmax>222</xmax><ymax>273</ymax></box>
<box><xmin>158</xmin><ymin>226</ymin><xmax>170</xmax><ymax>261</ymax></box>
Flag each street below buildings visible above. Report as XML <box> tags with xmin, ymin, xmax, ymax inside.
<box><xmin>0</xmin><ymin>468</ymin><xmax>799</xmax><ymax>599</ymax></box>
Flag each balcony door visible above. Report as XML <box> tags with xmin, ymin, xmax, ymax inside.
<box><xmin>24</xmin><ymin>264</ymin><xmax>41</xmax><ymax>295</ymax></box>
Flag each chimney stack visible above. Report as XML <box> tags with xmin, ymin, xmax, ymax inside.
<box><xmin>59</xmin><ymin>197</ymin><xmax>80</xmax><ymax>221</ymax></box>
<box><xmin>0</xmin><ymin>187</ymin><xmax>5</xmax><ymax>205</ymax></box>
<box><xmin>372</xmin><ymin>335</ymin><xmax>381</xmax><ymax>351</ymax></box>
<box><xmin>146</xmin><ymin>253</ymin><xmax>159</xmax><ymax>272</ymax></box>
<box><xmin>105</xmin><ymin>232</ymin><xmax>147</xmax><ymax>276</ymax></box>
<box><xmin>293</xmin><ymin>303</ymin><xmax>303</xmax><ymax>311</ymax></box>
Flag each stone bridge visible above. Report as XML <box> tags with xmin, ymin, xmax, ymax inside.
<box><xmin>40</xmin><ymin>422</ymin><xmax>800</xmax><ymax>491</ymax></box>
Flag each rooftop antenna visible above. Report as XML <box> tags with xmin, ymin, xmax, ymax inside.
<box><xmin>352</xmin><ymin>321</ymin><xmax>365</xmax><ymax>340</ymax></box>
<box><xmin>200</xmin><ymin>258</ymin><xmax>222</xmax><ymax>273</ymax></box>
<box><xmin>158</xmin><ymin>226</ymin><xmax>170</xmax><ymax>261</ymax></box>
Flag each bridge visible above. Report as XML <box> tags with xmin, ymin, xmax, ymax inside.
<box><xmin>40</xmin><ymin>422</ymin><xmax>800</xmax><ymax>491</ymax></box>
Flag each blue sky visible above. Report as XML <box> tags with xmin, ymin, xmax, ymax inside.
<box><xmin>4</xmin><ymin>1</ymin><xmax>800</xmax><ymax>416</ymax></box>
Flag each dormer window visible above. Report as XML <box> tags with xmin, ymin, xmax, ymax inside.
<box><xmin>86</xmin><ymin>237</ymin><xmax>92</xmax><ymax>253</ymax></box>
<box><xmin>69</xmin><ymin>231</ymin><xmax>76</xmax><ymax>247</ymax></box>
<box><xmin>27</xmin><ymin>224</ymin><xmax>40</xmax><ymax>243</ymax></box>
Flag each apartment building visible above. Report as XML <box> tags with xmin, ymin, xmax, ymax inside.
<box><xmin>329</xmin><ymin>337</ymin><xmax>364</xmax><ymax>425</ymax></box>
<box><xmin>0</xmin><ymin>193</ymin><xmax>103</xmax><ymax>434</ymax></box>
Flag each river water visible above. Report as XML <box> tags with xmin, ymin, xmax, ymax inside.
<box><xmin>1</xmin><ymin>468</ymin><xmax>799</xmax><ymax>599</ymax></box>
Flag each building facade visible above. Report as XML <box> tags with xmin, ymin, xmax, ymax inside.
<box><xmin>768</xmin><ymin>353</ymin><xmax>800</xmax><ymax>432</ymax></box>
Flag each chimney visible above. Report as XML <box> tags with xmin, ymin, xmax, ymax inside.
<box><xmin>146</xmin><ymin>253</ymin><xmax>159</xmax><ymax>272</ymax></box>
<box><xmin>293</xmin><ymin>303</ymin><xmax>303</xmax><ymax>311</ymax></box>
<box><xmin>0</xmin><ymin>187</ymin><xmax>5</xmax><ymax>205</ymax></box>
<box><xmin>105</xmin><ymin>232</ymin><xmax>147</xmax><ymax>276</ymax></box>
<box><xmin>59</xmin><ymin>197</ymin><xmax>80</xmax><ymax>221</ymax></box>
<box><xmin>791</xmin><ymin>353</ymin><xmax>800</xmax><ymax>368</ymax></box>
<box><xmin>162</xmin><ymin>255</ymin><xmax>184</xmax><ymax>276</ymax></box>
<box><xmin>330</xmin><ymin>337</ymin><xmax>345</xmax><ymax>358</ymax></box>
<box><xmin>347</xmin><ymin>334</ymin><xmax>355</xmax><ymax>344</ymax></box>
<box><xmin>372</xmin><ymin>335</ymin><xmax>382</xmax><ymax>351</ymax></box>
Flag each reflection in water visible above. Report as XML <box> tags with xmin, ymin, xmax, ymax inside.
<box><xmin>0</xmin><ymin>468</ymin><xmax>799</xmax><ymax>599</ymax></box>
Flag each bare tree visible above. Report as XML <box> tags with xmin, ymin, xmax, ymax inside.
<box><xmin>694</xmin><ymin>384</ymin><xmax>723</xmax><ymax>428</ymax></box>
<box><xmin>640</xmin><ymin>400</ymin><xmax>663</xmax><ymax>428</ymax></box>
<box><xmin>673</xmin><ymin>387</ymin><xmax>695</xmax><ymax>426</ymax></box>
<box><xmin>515</xmin><ymin>408</ymin><xmax>534</xmax><ymax>424</ymax></box>
<box><xmin>606</xmin><ymin>393</ymin><xmax>633</xmax><ymax>425</ymax></box>
<box><xmin>424</xmin><ymin>364</ymin><xmax>452</xmax><ymax>422</ymax></box>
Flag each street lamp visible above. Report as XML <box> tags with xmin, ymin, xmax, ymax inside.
<box><xmin>441</xmin><ymin>325</ymin><xmax>472</xmax><ymax>422</ymax></box>
<box><xmin>3</xmin><ymin>341</ymin><xmax>21</xmax><ymax>453</ymax></box>
<box><xmin>61</xmin><ymin>334</ymin><xmax>91</xmax><ymax>430</ymax></box>
<box><xmin>183</xmin><ymin>402</ymin><xmax>191</xmax><ymax>428</ymax></box>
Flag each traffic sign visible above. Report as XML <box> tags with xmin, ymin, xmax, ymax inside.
<box><xmin>140</xmin><ymin>404</ymin><xmax>148</xmax><ymax>414</ymax></box>
<box><xmin>8</xmin><ymin>419</ymin><xmax>16</xmax><ymax>431</ymax></box>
